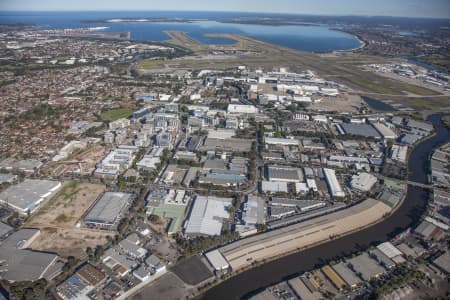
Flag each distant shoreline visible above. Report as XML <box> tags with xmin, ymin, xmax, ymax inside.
<box><xmin>332</xmin><ymin>29</ymin><xmax>367</xmax><ymax>52</ymax></box>
<box><xmin>82</xmin><ymin>18</ymin><xmax>194</xmax><ymax>24</ymax></box>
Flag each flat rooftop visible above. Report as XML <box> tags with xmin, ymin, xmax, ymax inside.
<box><xmin>84</xmin><ymin>192</ymin><xmax>131</xmax><ymax>225</ymax></box>
<box><xmin>0</xmin><ymin>229</ymin><xmax>59</xmax><ymax>282</ymax></box>
<box><xmin>0</xmin><ymin>179</ymin><xmax>61</xmax><ymax>213</ymax></box>
<box><xmin>332</xmin><ymin>262</ymin><xmax>362</xmax><ymax>287</ymax></box>
<box><xmin>347</xmin><ymin>252</ymin><xmax>386</xmax><ymax>281</ymax></box>
<box><xmin>185</xmin><ymin>196</ymin><xmax>232</xmax><ymax>236</ymax></box>
<box><xmin>339</xmin><ymin>123</ymin><xmax>381</xmax><ymax>139</ymax></box>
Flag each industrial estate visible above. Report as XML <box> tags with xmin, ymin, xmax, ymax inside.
<box><xmin>0</xmin><ymin>7</ymin><xmax>449</xmax><ymax>300</ymax></box>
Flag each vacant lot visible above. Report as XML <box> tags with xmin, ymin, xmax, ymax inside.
<box><xmin>26</xmin><ymin>182</ymin><xmax>111</xmax><ymax>257</ymax></box>
<box><xmin>100</xmin><ymin>108</ymin><xmax>134</xmax><ymax>121</ymax></box>
<box><xmin>172</xmin><ymin>255</ymin><xmax>214</xmax><ymax>285</ymax></box>
<box><xmin>131</xmin><ymin>272</ymin><xmax>192</xmax><ymax>300</ymax></box>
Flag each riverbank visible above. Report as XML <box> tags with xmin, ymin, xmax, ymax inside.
<box><xmin>201</xmin><ymin>113</ymin><xmax>448</xmax><ymax>300</ymax></box>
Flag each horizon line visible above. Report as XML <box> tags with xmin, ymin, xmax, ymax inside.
<box><xmin>0</xmin><ymin>10</ymin><xmax>449</xmax><ymax>20</ymax></box>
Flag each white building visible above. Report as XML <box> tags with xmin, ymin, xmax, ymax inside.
<box><xmin>184</xmin><ymin>196</ymin><xmax>232</xmax><ymax>236</ymax></box>
<box><xmin>265</xmin><ymin>137</ymin><xmax>299</xmax><ymax>146</ymax></box>
<box><xmin>323</xmin><ymin>168</ymin><xmax>345</xmax><ymax>198</ymax></box>
<box><xmin>227</xmin><ymin>104</ymin><xmax>258</xmax><ymax>114</ymax></box>
<box><xmin>205</xmin><ymin>249</ymin><xmax>230</xmax><ymax>271</ymax></box>
<box><xmin>350</xmin><ymin>173</ymin><xmax>378</xmax><ymax>192</ymax></box>
<box><xmin>372</xmin><ymin>122</ymin><xmax>397</xmax><ymax>140</ymax></box>
<box><xmin>390</xmin><ymin>145</ymin><xmax>408</xmax><ymax>163</ymax></box>
<box><xmin>261</xmin><ymin>181</ymin><xmax>288</xmax><ymax>193</ymax></box>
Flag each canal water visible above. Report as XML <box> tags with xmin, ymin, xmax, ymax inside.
<box><xmin>202</xmin><ymin>113</ymin><xmax>449</xmax><ymax>300</ymax></box>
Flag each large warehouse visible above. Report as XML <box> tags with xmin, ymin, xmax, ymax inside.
<box><xmin>0</xmin><ymin>229</ymin><xmax>60</xmax><ymax>282</ymax></box>
<box><xmin>184</xmin><ymin>196</ymin><xmax>233</xmax><ymax>236</ymax></box>
<box><xmin>83</xmin><ymin>192</ymin><xmax>132</xmax><ymax>230</ymax></box>
<box><xmin>323</xmin><ymin>168</ymin><xmax>345</xmax><ymax>198</ymax></box>
<box><xmin>215</xmin><ymin>198</ymin><xmax>391</xmax><ymax>270</ymax></box>
<box><xmin>227</xmin><ymin>104</ymin><xmax>258</xmax><ymax>114</ymax></box>
<box><xmin>0</xmin><ymin>179</ymin><xmax>61</xmax><ymax>214</ymax></box>
<box><xmin>267</xmin><ymin>166</ymin><xmax>304</xmax><ymax>183</ymax></box>
<box><xmin>338</xmin><ymin>123</ymin><xmax>381</xmax><ymax>139</ymax></box>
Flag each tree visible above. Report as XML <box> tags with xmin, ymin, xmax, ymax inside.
<box><xmin>148</xmin><ymin>214</ymin><xmax>161</xmax><ymax>224</ymax></box>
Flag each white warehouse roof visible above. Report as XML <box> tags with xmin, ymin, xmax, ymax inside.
<box><xmin>377</xmin><ymin>242</ymin><xmax>403</xmax><ymax>259</ymax></box>
<box><xmin>227</xmin><ymin>104</ymin><xmax>258</xmax><ymax>114</ymax></box>
<box><xmin>265</xmin><ymin>137</ymin><xmax>299</xmax><ymax>146</ymax></box>
<box><xmin>261</xmin><ymin>181</ymin><xmax>288</xmax><ymax>193</ymax></box>
<box><xmin>205</xmin><ymin>249</ymin><xmax>230</xmax><ymax>271</ymax></box>
<box><xmin>350</xmin><ymin>173</ymin><xmax>377</xmax><ymax>192</ymax></box>
<box><xmin>323</xmin><ymin>168</ymin><xmax>345</xmax><ymax>198</ymax></box>
<box><xmin>185</xmin><ymin>196</ymin><xmax>232</xmax><ymax>236</ymax></box>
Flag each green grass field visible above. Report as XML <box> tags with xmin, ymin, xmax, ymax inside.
<box><xmin>408</xmin><ymin>98</ymin><xmax>441</xmax><ymax>110</ymax></box>
<box><xmin>100</xmin><ymin>108</ymin><xmax>134</xmax><ymax>121</ymax></box>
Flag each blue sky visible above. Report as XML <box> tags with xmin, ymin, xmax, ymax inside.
<box><xmin>1</xmin><ymin>0</ymin><xmax>449</xmax><ymax>18</ymax></box>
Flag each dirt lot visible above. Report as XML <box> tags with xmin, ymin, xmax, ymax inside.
<box><xmin>172</xmin><ymin>255</ymin><xmax>214</xmax><ymax>285</ymax></box>
<box><xmin>311</xmin><ymin>94</ymin><xmax>364</xmax><ymax>112</ymax></box>
<box><xmin>26</xmin><ymin>182</ymin><xmax>111</xmax><ymax>257</ymax></box>
<box><xmin>131</xmin><ymin>272</ymin><xmax>193</xmax><ymax>300</ymax></box>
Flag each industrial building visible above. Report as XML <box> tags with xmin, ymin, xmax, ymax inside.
<box><xmin>347</xmin><ymin>253</ymin><xmax>386</xmax><ymax>281</ymax></box>
<box><xmin>337</xmin><ymin>123</ymin><xmax>381</xmax><ymax>139</ymax></box>
<box><xmin>184</xmin><ymin>196</ymin><xmax>233</xmax><ymax>236</ymax></box>
<box><xmin>328</xmin><ymin>155</ymin><xmax>369</xmax><ymax>165</ymax></box>
<box><xmin>267</xmin><ymin>166</ymin><xmax>304</xmax><ymax>183</ymax></box>
<box><xmin>287</xmin><ymin>276</ymin><xmax>322</xmax><ymax>300</ymax></box>
<box><xmin>199</xmin><ymin>137</ymin><xmax>253</xmax><ymax>153</ymax></box>
<box><xmin>372</xmin><ymin>122</ymin><xmax>397</xmax><ymax>140</ymax></box>
<box><xmin>432</xmin><ymin>251</ymin><xmax>450</xmax><ymax>274</ymax></box>
<box><xmin>261</xmin><ymin>181</ymin><xmax>288</xmax><ymax>193</ymax></box>
<box><xmin>227</xmin><ymin>104</ymin><xmax>258</xmax><ymax>114</ymax></box>
<box><xmin>332</xmin><ymin>262</ymin><xmax>362</xmax><ymax>289</ymax></box>
<box><xmin>390</xmin><ymin>144</ymin><xmax>408</xmax><ymax>163</ymax></box>
<box><xmin>321</xmin><ymin>265</ymin><xmax>346</xmax><ymax>290</ymax></box>
<box><xmin>376</xmin><ymin>242</ymin><xmax>403</xmax><ymax>259</ymax></box>
<box><xmin>369</xmin><ymin>248</ymin><xmax>396</xmax><ymax>269</ymax></box>
<box><xmin>265</xmin><ymin>137</ymin><xmax>299</xmax><ymax>146</ymax></box>
<box><xmin>350</xmin><ymin>173</ymin><xmax>378</xmax><ymax>192</ymax></box>
<box><xmin>216</xmin><ymin>198</ymin><xmax>391</xmax><ymax>270</ymax></box>
<box><xmin>205</xmin><ymin>249</ymin><xmax>230</xmax><ymax>271</ymax></box>
<box><xmin>83</xmin><ymin>192</ymin><xmax>132</xmax><ymax>230</ymax></box>
<box><xmin>323</xmin><ymin>168</ymin><xmax>345</xmax><ymax>198</ymax></box>
<box><xmin>207</xmin><ymin>129</ymin><xmax>236</xmax><ymax>140</ymax></box>
<box><xmin>0</xmin><ymin>229</ymin><xmax>61</xmax><ymax>282</ymax></box>
<box><xmin>406</xmin><ymin>119</ymin><xmax>433</xmax><ymax>132</ymax></box>
<box><xmin>241</xmin><ymin>195</ymin><xmax>265</xmax><ymax>225</ymax></box>
<box><xmin>0</xmin><ymin>179</ymin><xmax>61</xmax><ymax>214</ymax></box>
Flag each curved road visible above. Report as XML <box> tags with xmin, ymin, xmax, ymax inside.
<box><xmin>201</xmin><ymin>113</ymin><xmax>449</xmax><ymax>300</ymax></box>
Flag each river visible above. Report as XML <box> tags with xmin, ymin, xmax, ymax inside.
<box><xmin>201</xmin><ymin>113</ymin><xmax>449</xmax><ymax>300</ymax></box>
